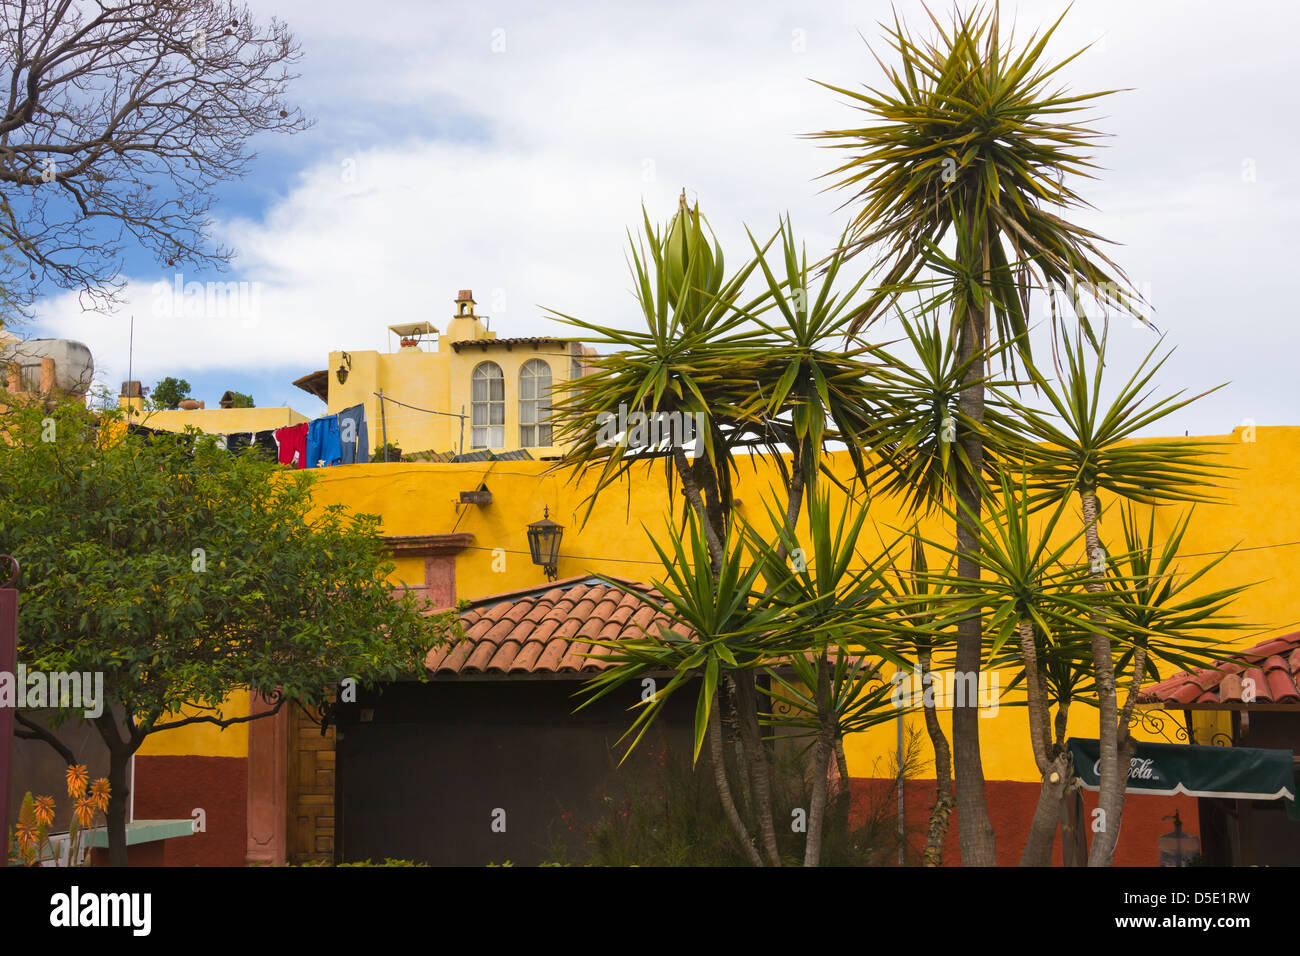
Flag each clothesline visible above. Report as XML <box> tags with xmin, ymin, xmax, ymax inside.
<box><xmin>274</xmin><ymin>402</ymin><xmax>369</xmax><ymax>470</ymax></box>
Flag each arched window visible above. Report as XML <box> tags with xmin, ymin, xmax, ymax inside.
<box><xmin>519</xmin><ymin>359</ymin><xmax>552</xmax><ymax>447</ymax></box>
<box><xmin>471</xmin><ymin>361</ymin><xmax>505</xmax><ymax>449</ymax></box>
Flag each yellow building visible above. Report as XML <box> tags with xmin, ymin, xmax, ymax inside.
<box><xmin>118</xmin><ymin>384</ymin><xmax>308</xmax><ymax>435</ymax></box>
<box><xmin>138</xmin><ymin>416</ymin><xmax>1300</xmax><ymax>865</ymax></box>
<box><xmin>292</xmin><ymin>290</ymin><xmax>593</xmax><ymax>460</ymax></box>
<box><xmin>109</xmin><ymin>295</ymin><xmax>1297</xmax><ymax>865</ymax></box>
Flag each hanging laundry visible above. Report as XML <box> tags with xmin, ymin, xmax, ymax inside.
<box><xmin>305</xmin><ymin>415</ymin><xmax>343</xmax><ymax>468</ymax></box>
<box><xmin>253</xmin><ymin>430</ymin><xmax>279</xmax><ymax>460</ymax></box>
<box><xmin>226</xmin><ymin>432</ymin><xmax>251</xmax><ymax>454</ymax></box>
<box><xmin>275</xmin><ymin>422</ymin><xmax>309</xmax><ymax>469</ymax></box>
<box><xmin>338</xmin><ymin>403</ymin><xmax>369</xmax><ymax>465</ymax></box>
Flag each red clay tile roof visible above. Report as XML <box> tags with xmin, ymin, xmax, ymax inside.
<box><xmin>448</xmin><ymin>337</ymin><xmax>570</xmax><ymax>353</ymax></box>
<box><xmin>1140</xmin><ymin>630</ymin><xmax>1300</xmax><ymax>707</ymax></box>
<box><xmin>425</xmin><ymin>575</ymin><xmax>680</xmax><ymax>677</ymax></box>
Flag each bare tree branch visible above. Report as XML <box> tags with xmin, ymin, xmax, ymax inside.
<box><xmin>0</xmin><ymin>0</ymin><xmax>311</xmax><ymax>317</ymax></box>
<box><xmin>147</xmin><ymin>691</ymin><xmax>285</xmax><ymax>733</ymax></box>
<box><xmin>15</xmin><ymin>709</ymin><xmax>78</xmax><ymax>765</ymax></box>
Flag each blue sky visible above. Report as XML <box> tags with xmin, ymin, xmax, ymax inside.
<box><xmin>23</xmin><ymin>0</ymin><xmax>1300</xmax><ymax>435</ymax></box>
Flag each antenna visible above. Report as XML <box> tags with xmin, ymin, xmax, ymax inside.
<box><xmin>127</xmin><ymin>315</ymin><xmax>134</xmax><ymax>415</ymax></box>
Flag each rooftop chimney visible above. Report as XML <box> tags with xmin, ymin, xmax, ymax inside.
<box><xmin>455</xmin><ymin>290</ymin><xmax>476</xmax><ymax>318</ymax></box>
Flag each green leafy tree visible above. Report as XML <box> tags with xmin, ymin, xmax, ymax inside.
<box><xmin>810</xmin><ymin>2</ymin><xmax>1144</xmax><ymax>864</ymax></box>
<box><xmin>0</xmin><ymin>398</ymin><xmax>461</xmax><ymax>866</ymax></box>
<box><xmin>227</xmin><ymin>391</ymin><xmax>255</xmax><ymax>408</ymax></box>
<box><xmin>149</xmin><ymin>376</ymin><xmax>191</xmax><ymax>410</ymax></box>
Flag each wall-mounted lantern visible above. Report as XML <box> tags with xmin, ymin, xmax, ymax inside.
<box><xmin>336</xmin><ymin>352</ymin><xmax>352</xmax><ymax>385</ymax></box>
<box><xmin>526</xmin><ymin>507</ymin><xmax>563</xmax><ymax>581</ymax></box>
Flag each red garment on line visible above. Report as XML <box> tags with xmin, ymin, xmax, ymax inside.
<box><xmin>275</xmin><ymin>422</ymin><xmax>309</xmax><ymax>468</ymax></box>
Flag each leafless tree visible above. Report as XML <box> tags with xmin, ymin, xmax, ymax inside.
<box><xmin>0</xmin><ymin>0</ymin><xmax>310</xmax><ymax>319</ymax></box>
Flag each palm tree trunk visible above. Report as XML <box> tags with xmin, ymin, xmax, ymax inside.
<box><xmin>832</xmin><ymin>736</ymin><xmax>852</xmax><ymax>840</ymax></box>
<box><xmin>953</xmin><ymin>278</ymin><xmax>996</xmax><ymax>866</ymax></box>
<box><xmin>673</xmin><ymin>449</ymin><xmax>723</xmax><ymax>576</ymax></box>
<box><xmin>732</xmin><ymin>671</ymin><xmax>781</xmax><ymax>865</ymax></box>
<box><xmin>1081</xmin><ymin>490</ymin><xmax>1125</xmax><ymax>866</ymax></box>
<box><xmin>1017</xmin><ymin>617</ymin><xmax>1067</xmax><ymax>866</ymax></box>
<box><xmin>917</xmin><ymin>639</ymin><xmax>954</xmax><ymax>866</ymax></box>
<box><xmin>709</xmin><ymin>691</ymin><xmax>762</xmax><ymax>866</ymax></box>
<box><xmin>803</xmin><ymin>656</ymin><xmax>834</xmax><ymax>867</ymax></box>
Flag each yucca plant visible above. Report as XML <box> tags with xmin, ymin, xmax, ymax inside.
<box><xmin>730</xmin><ymin>217</ymin><xmax>884</xmax><ymax>510</ymax></box>
<box><xmin>747</xmin><ymin>488</ymin><xmax>915</xmax><ymax>866</ymax></box>
<box><xmin>546</xmin><ymin>192</ymin><xmax>772</xmax><ymax>572</ymax></box>
<box><xmin>874</xmin><ymin>533</ymin><xmax>960</xmax><ymax>865</ymax></box>
<box><xmin>556</xmin><ymin>197</ymin><xmax>891</xmax><ymax>866</ymax></box>
<box><xmin>862</xmin><ymin>309</ymin><xmax>1022</xmax><ymax>514</ymax></box>
<box><xmin>924</xmin><ymin>467</ymin><xmax>1123</xmax><ymax>866</ymax></box>
<box><xmin>577</xmin><ymin>509</ymin><xmax>794</xmax><ymax>866</ymax></box>
<box><xmin>811</xmin><ymin>1</ymin><xmax>1144</xmax><ymax>864</ymax></box>
<box><xmin>992</xmin><ymin>330</ymin><xmax>1231</xmax><ymax>865</ymax></box>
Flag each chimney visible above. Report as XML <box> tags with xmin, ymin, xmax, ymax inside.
<box><xmin>39</xmin><ymin>357</ymin><xmax>55</xmax><ymax>395</ymax></box>
<box><xmin>119</xmin><ymin>380</ymin><xmax>144</xmax><ymax>414</ymax></box>
<box><xmin>455</xmin><ymin>290</ymin><xmax>476</xmax><ymax>318</ymax></box>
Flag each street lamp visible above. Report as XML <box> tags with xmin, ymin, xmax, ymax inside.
<box><xmin>526</xmin><ymin>507</ymin><xmax>563</xmax><ymax>581</ymax></box>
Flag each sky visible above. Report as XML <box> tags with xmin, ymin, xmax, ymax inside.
<box><xmin>22</xmin><ymin>0</ymin><xmax>1300</xmax><ymax>435</ymax></box>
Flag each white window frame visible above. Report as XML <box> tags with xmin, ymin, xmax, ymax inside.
<box><xmin>519</xmin><ymin>359</ymin><xmax>552</xmax><ymax>448</ymax></box>
<box><xmin>471</xmin><ymin>361</ymin><xmax>505</xmax><ymax>449</ymax></box>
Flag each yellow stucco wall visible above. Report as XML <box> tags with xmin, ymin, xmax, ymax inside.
<box><xmin>136</xmin><ymin>692</ymin><xmax>251</xmax><ymax>757</ymax></box>
<box><xmin>135</xmin><ymin>378</ymin><xmax>1297</xmax><ymax>774</ymax></box>
<box><xmin>292</xmin><ymin>424</ymin><xmax>1298</xmax><ymax>781</ymax></box>
<box><xmin>124</xmin><ymin>405</ymin><xmax>308</xmax><ymax>434</ymax></box>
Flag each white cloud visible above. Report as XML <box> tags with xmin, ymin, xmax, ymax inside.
<box><xmin>32</xmin><ymin>0</ymin><xmax>1300</xmax><ymax>434</ymax></box>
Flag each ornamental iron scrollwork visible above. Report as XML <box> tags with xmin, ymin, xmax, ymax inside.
<box><xmin>1134</xmin><ymin>708</ymin><xmax>1189</xmax><ymax>744</ymax></box>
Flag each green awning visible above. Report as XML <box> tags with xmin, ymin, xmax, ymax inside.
<box><xmin>1067</xmin><ymin>737</ymin><xmax>1296</xmax><ymax>803</ymax></box>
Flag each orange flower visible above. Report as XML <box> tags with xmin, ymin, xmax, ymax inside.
<box><xmin>90</xmin><ymin>779</ymin><xmax>111</xmax><ymax>812</ymax></box>
<box><xmin>73</xmin><ymin>796</ymin><xmax>98</xmax><ymax>829</ymax></box>
<box><xmin>14</xmin><ymin>820</ymin><xmax>38</xmax><ymax>850</ymax></box>
<box><xmin>66</xmin><ymin>764</ymin><xmax>89</xmax><ymax>799</ymax></box>
<box><xmin>33</xmin><ymin>796</ymin><xmax>56</xmax><ymax>828</ymax></box>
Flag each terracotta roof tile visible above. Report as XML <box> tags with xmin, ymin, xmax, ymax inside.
<box><xmin>1243</xmin><ymin>667</ymin><xmax>1271</xmax><ymax>702</ymax></box>
<box><xmin>1140</xmin><ymin>630</ymin><xmax>1300</xmax><ymax>708</ymax></box>
<box><xmin>423</xmin><ymin>574</ymin><xmax>869</xmax><ymax>680</ymax></box>
<box><xmin>425</xmin><ymin>575</ymin><xmax>681</xmax><ymax>677</ymax></box>
<box><xmin>1266</xmin><ymin>668</ymin><xmax>1299</xmax><ymax>703</ymax></box>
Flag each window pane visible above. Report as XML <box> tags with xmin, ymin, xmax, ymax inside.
<box><xmin>539</xmin><ymin>424</ymin><xmax>552</xmax><ymax>446</ymax></box>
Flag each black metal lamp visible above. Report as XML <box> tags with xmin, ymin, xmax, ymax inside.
<box><xmin>526</xmin><ymin>507</ymin><xmax>563</xmax><ymax>581</ymax></box>
<box><xmin>336</xmin><ymin>351</ymin><xmax>352</xmax><ymax>385</ymax></box>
